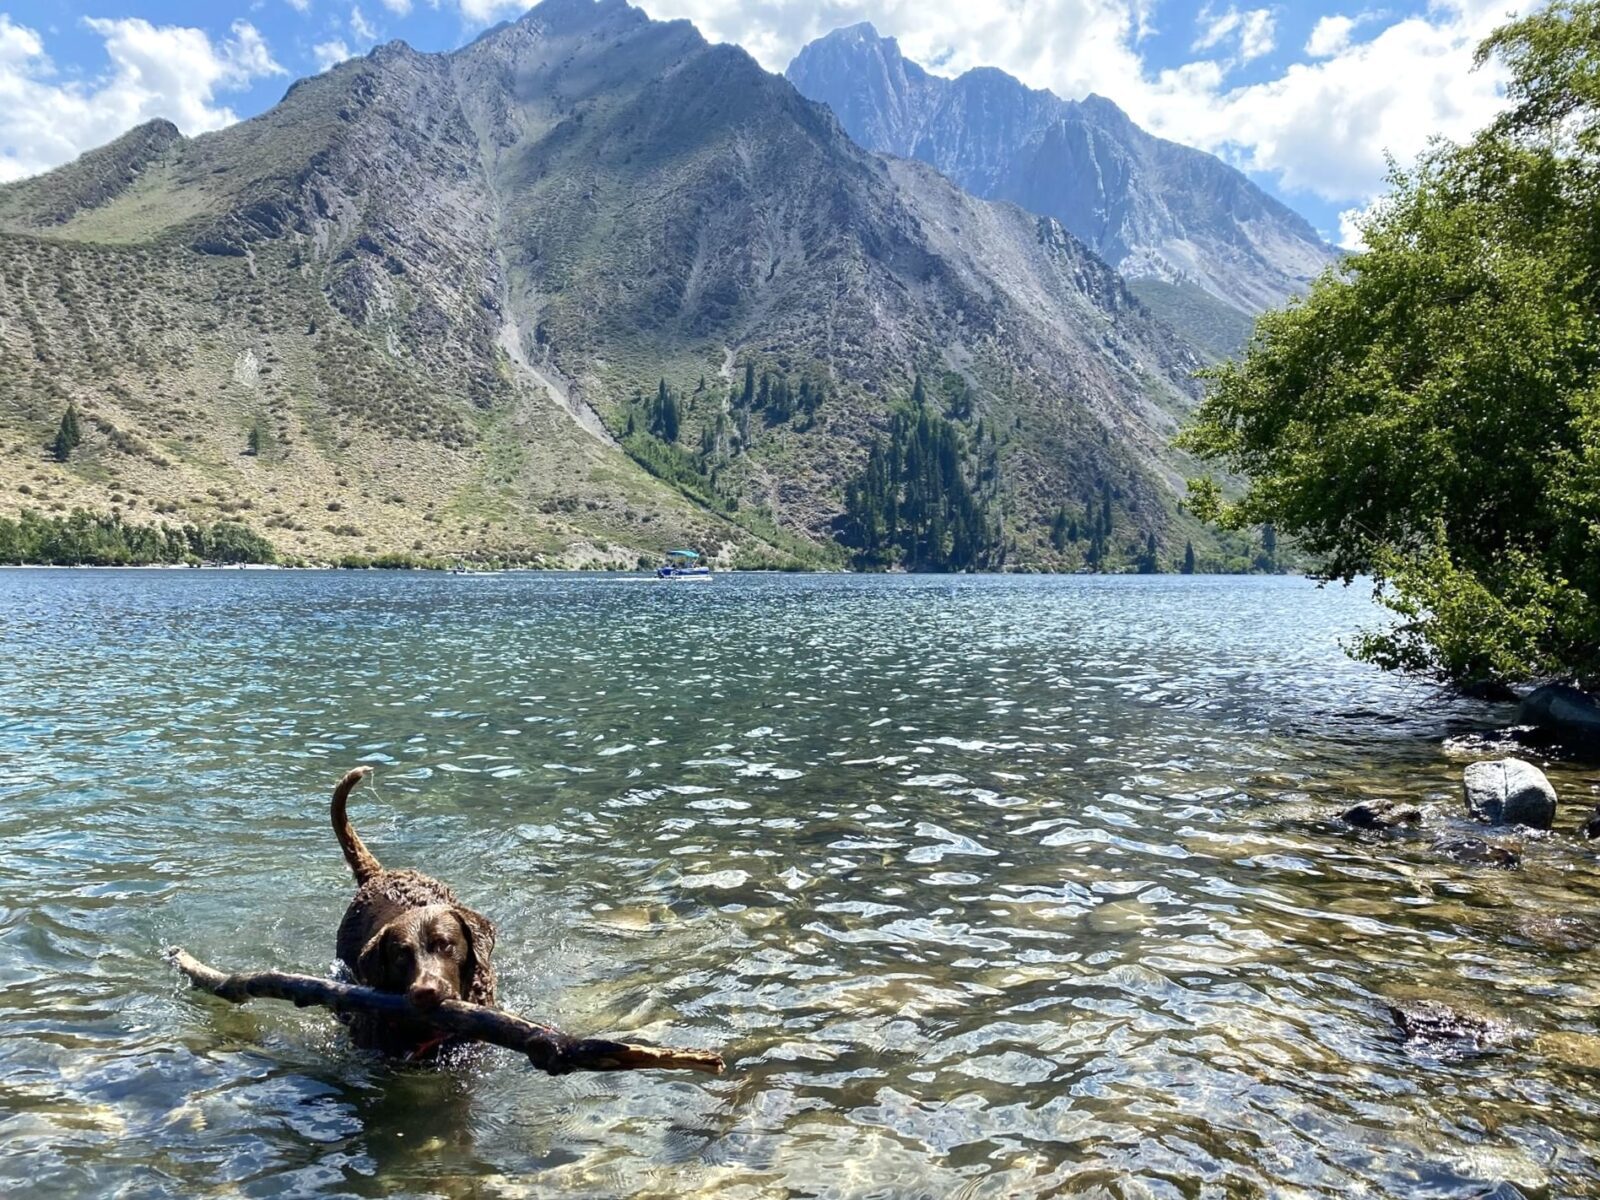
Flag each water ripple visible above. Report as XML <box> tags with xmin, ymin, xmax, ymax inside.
<box><xmin>1</xmin><ymin>570</ymin><xmax>1597</xmax><ymax>1197</ymax></box>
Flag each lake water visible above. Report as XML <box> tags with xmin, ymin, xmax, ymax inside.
<box><xmin>2</xmin><ymin>569</ymin><xmax>1599</xmax><ymax>1199</ymax></box>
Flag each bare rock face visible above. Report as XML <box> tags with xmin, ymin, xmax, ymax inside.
<box><xmin>0</xmin><ymin>0</ymin><xmax>1223</xmax><ymax>563</ymax></box>
<box><xmin>1462</xmin><ymin>759</ymin><xmax>1557</xmax><ymax>830</ymax></box>
<box><xmin>786</xmin><ymin>24</ymin><xmax>1337</xmax><ymax>334</ymax></box>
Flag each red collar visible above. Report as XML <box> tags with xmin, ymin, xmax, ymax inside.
<box><xmin>405</xmin><ymin>1031</ymin><xmax>453</xmax><ymax>1061</ymax></box>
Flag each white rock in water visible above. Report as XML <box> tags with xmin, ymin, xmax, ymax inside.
<box><xmin>1462</xmin><ymin>758</ymin><xmax>1557</xmax><ymax>830</ymax></box>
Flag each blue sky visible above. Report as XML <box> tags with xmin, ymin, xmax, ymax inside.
<box><xmin>0</xmin><ymin>0</ymin><xmax>1535</xmax><ymax>245</ymax></box>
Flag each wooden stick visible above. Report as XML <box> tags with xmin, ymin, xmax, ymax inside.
<box><xmin>164</xmin><ymin>947</ymin><xmax>725</xmax><ymax>1076</ymax></box>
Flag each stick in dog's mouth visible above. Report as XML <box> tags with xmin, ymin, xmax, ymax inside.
<box><xmin>164</xmin><ymin>946</ymin><xmax>727</xmax><ymax>1076</ymax></box>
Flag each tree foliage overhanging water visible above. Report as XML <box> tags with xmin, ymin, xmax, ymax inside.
<box><xmin>1181</xmin><ymin>1</ymin><xmax>1600</xmax><ymax>689</ymax></box>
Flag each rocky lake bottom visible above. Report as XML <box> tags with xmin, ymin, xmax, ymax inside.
<box><xmin>2</xmin><ymin>569</ymin><xmax>1598</xmax><ymax>1198</ymax></box>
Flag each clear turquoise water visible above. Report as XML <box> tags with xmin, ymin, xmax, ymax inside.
<box><xmin>2</xmin><ymin>569</ymin><xmax>1598</xmax><ymax>1198</ymax></box>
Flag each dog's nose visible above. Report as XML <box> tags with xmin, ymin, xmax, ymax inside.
<box><xmin>407</xmin><ymin>981</ymin><xmax>444</xmax><ymax>1010</ymax></box>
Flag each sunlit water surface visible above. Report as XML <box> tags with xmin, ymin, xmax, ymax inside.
<box><xmin>3</xmin><ymin>570</ymin><xmax>1599</xmax><ymax>1199</ymax></box>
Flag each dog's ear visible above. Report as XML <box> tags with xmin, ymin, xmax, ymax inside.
<box><xmin>453</xmin><ymin>906</ymin><xmax>496</xmax><ymax>1007</ymax></box>
<box><xmin>356</xmin><ymin>925</ymin><xmax>393</xmax><ymax>989</ymax></box>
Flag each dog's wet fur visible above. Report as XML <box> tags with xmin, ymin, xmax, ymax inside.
<box><xmin>331</xmin><ymin>767</ymin><xmax>497</xmax><ymax>1057</ymax></box>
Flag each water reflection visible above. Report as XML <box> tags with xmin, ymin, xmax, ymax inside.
<box><xmin>1</xmin><ymin>570</ymin><xmax>1597</xmax><ymax>1197</ymax></box>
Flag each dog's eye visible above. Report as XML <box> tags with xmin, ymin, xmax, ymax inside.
<box><xmin>430</xmin><ymin>940</ymin><xmax>454</xmax><ymax>956</ymax></box>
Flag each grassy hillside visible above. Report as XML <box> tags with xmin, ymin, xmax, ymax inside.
<box><xmin>0</xmin><ymin>0</ymin><xmax>1246</xmax><ymax>572</ymax></box>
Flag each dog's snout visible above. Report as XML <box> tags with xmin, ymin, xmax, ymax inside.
<box><xmin>407</xmin><ymin>979</ymin><xmax>447</xmax><ymax>1010</ymax></box>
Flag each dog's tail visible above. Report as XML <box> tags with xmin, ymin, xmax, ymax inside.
<box><xmin>331</xmin><ymin>766</ymin><xmax>382</xmax><ymax>884</ymax></box>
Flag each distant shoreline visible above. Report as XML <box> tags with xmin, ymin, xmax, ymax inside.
<box><xmin>0</xmin><ymin>562</ymin><xmax>1299</xmax><ymax>578</ymax></box>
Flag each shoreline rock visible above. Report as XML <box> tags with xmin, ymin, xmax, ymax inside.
<box><xmin>1390</xmin><ymin>1000</ymin><xmax>1511</xmax><ymax>1054</ymax></box>
<box><xmin>1519</xmin><ymin>684</ymin><xmax>1600</xmax><ymax>755</ymax></box>
<box><xmin>1339</xmin><ymin>800</ymin><xmax>1422</xmax><ymax>830</ymax></box>
<box><xmin>1462</xmin><ymin>758</ymin><xmax>1557</xmax><ymax>830</ymax></box>
<box><xmin>1432</xmin><ymin>836</ymin><xmax>1521</xmax><ymax>869</ymax></box>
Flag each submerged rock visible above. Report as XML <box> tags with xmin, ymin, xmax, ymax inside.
<box><xmin>1509</xmin><ymin>912</ymin><xmax>1600</xmax><ymax>953</ymax></box>
<box><xmin>1462</xmin><ymin>758</ymin><xmax>1557</xmax><ymax>829</ymax></box>
<box><xmin>1390</xmin><ymin>1000</ymin><xmax>1510</xmax><ymax>1053</ymax></box>
<box><xmin>1432</xmin><ymin>836</ymin><xmax>1521</xmax><ymax>869</ymax></box>
<box><xmin>1340</xmin><ymin>799</ymin><xmax>1422</xmax><ymax>830</ymax></box>
<box><xmin>1532</xmin><ymin>1031</ymin><xmax>1600</xmax><ymax>1071</ymax></box>
<box><xmin>1582</xmin><ymin>806</ymin><xmax>1600</xmax><ymax>841</ymax></box>
<box><xmin>1519</xmin><ymin>684</ymin><xmax>1600</xmax><ymax>753</ymax></box>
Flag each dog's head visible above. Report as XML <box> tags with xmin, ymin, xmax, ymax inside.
<box><xmin>356</xmin><ymin>903</ymin><xmax>496</xmax><ymax>1010</ymax></box>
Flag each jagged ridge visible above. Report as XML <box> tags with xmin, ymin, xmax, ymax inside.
<box><xmin>786</xmin><ymin>24</ymin><xmax>1337</xmax><ymax>321</ymax></box>
<box><xmin>0</xmin><ymin>0</ymin><xmax>1237</xmax><ymax>569</ymax></box>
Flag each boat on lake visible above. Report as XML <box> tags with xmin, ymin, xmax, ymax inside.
<box><xmin>655</xmin><ymin>549</ymin><xmax>712</xmax><ymax>580</ymax></box>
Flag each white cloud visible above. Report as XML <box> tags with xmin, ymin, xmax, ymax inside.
<box><xmin>619</xmin><ymin>0</ymin><xmax>1536</xmax><ymax>207</ymax></box>
<box><xmin>0</xmin><ymin>15</ymin><xmax>285</xmax><ymax>183</ymax></box>
<box><xmin>0</xmin><ymin>0</ymin><xmax>1543</xmax><ymax>219</ymax></box>
<box><xmin>636</xmin><ymin>0</ymin><xmax>1156</xmax><ymax>122</ymax></box>
<box><xmin>1337</xmin><ymin>205</ymin><xmax>1368</xmax><ymax>250</ymax></box>
<box><xmin>1142</xmin><ymin>2</ymin><xmax>1538</xmax><ymax>202</ymax></box>
<box><xmin>1194</xmin><ymin>5</ymin><xmax>1276</xmax><ymax>63</ymax></box>
<box><xmin>0</xmin><ymin>14</ymin><xmax>44</xmax><ymax>65</ymax></box>
<box><xmin>1306</xmin><ymin>14</ymin><xmax>1354</xmax><ymax>58</ymax></box>
<box><xmin>380</xmin><ymin>0</ymin><xmax>413</xmax><ymax>14</ymax></box>
<box><xmin>457</xmin><ymin>0</ymin><xmax>524</xmax><ymax>22</ymax></box>
<box><xmin>285</xmin><ymin>0</ymin><xmax>312</xmax><ymax>13</ymax></box>
<box><xmin>314</xmin><ymin>39</ymin><xmax>352</xmax><ymax>71</ymax></box>
<box><xmin>350</xmin><ymin>5</ymin><xmax>378</xmax><ymax>42</ymax></box>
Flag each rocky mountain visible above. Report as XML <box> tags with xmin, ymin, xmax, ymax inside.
<box><xmin>0</xmin><ymin>0</ymin><xmax>1248</xmax><ymax>569</ymax></box>
<box><xmin>787</xmin><ymin>24</ymin><xmax>1338</xmax><ymax>355</ymax></box>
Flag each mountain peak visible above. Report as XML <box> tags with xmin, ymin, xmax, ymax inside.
<box><xmin>833</xmin><ymin>21</ymin><xmax>888</xmax><ymax>44</ymax></box>
<box><xmin>0</xmin><ymin>5</ymin><xmax>1217</xmax><ymax>568</ymax></box>
<box><xmin>129</xmin><ymin>117</ymin><xmax>182</xmax><ymax>142</ymax></box>
<box><xmin>368</xmin><ymin>39</ymin><xmax>420</xmax><ymax>62</ymax></box>
<box><xmin>0</xmin><ymin>116</ymin><xmax>183</xmax><ymax>229</ymax></box>
<box><xmin>1079</xmin><ymin>93</ymin><xmax>1129</xmax><ymax>122</ymax></box>
<box><xmin>787</xmin><ymin>26</ymin><xmax>1335</xmax><ymax>320</ymax></box>
<box><xmin>520</xmin><ymin>0</ymin><xmax>645</xmax><ymax>34</ymax></box>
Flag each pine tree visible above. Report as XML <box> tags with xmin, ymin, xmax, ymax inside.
<box><xmin>651</xmin><ymin>379</ymin><xmax>680</xmax><ymax>442</ymax></box>
<box><xmin>1253</xmin><ymin>522</ymin><xmax>1278</xmax><ymax>573</ymax></box>
<box><xmin>51</xmin><ymin>403</ymin><xmax>82</xmax><ymax>462</ymax></box>
<box><xmin>51</xmin><ymin>403</ymin><xmax>83</xmax><ymax>462</ymax></box>
<box><xmin>767</xmin><ymin>375</ymin><xmax>793</xmax><ymax>422</ymax></box>
<box><xmin>1139</xmin><ymin>532</ymin><xmax>1159</xmax><ymax>573</ymax></box>
<box><xmin>1182</xmin><ymin>539</ymin><xmax>1197</xmax><ymax>574</ymax></box>
<box><xmin>1050</xmin><ymin>506</ymin><xmax>1070</xmax><ymax>552</ymax></box>
<box><xmin>741</xmin><ymin>361</ymin><xmax>755</xmax><ymax>408</ymax></box>
<box><xmin>840</xmin><ymin>401</ymin><xmax>995</xmax><ymax>571</ymax></box>
<box><xmin>246</xmin><ymin>417</ymin><xmax>268</xmax><ymax>458</ymax></box>
<box><xmin>946</xmin><ymin>379</ymin><xmax>972</xmax><ymax>421</ymax></box>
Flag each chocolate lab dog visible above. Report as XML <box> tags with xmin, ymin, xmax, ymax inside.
<box><xmin>331</xmin><ymin>766</ymin><xmax>497</xmax><ymax>1058</ymax></box>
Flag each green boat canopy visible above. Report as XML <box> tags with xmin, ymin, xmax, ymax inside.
<box><xmin>667</xmin><ymin>549</ymin><xmax>700</xmax><ymax>559</ymax></box>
